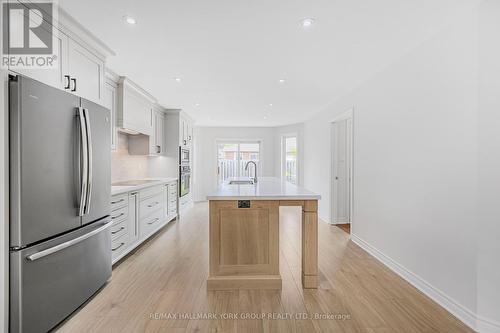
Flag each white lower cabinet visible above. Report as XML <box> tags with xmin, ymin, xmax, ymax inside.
<box><xmin>110</xmin><ymin>180</ymin><xmax>178</xmax><ymax>264</ymax></box>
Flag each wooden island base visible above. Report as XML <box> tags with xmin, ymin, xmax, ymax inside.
<box><xmin>208</xmin><ymin>199</ymin><xmax>318</xmax><ymax>290</ymax></box>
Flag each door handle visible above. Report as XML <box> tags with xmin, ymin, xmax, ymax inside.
<box><xmin>26</xmin><ymin>221</ymin><xmax>112</xmax><ymax>261</ymax></box>
<box><xmin>77</xmin><ymin>108</ymin><xmax>88</xmax><ymax>217</ymax></box>
<box><xmin>83</xmin><ymin>108</ymin><xmax>93</xmax><ymax>215</ymax></box>
<box><xmin>64</xmin><ymin>75</ymin><xmax>71</xmax><ymax>89</ymax></box>
<box><xmin>147</xmin><ymin>202</ymin><xmax>159</xmax><ymax>208</ymax></box>
<box><xmin>71</xmin><ymin>78</ymin><xmax>77</xmax><ymax>92</ymax></box>
<box><xmin>111</xmin><ymin>198</ymin><xmax>125</xmax><ymax>204</ymax></box>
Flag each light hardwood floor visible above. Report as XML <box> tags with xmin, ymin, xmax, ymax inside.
<box><xmin>55</xmin><ymin>203</ymin><xmax>472</xmax><ymax>333</ymax></box>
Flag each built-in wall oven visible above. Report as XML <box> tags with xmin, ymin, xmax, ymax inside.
<box><xmin>180</xmin><ymin>148</ymin><xmax>190</xmax><ymax>165</ymax></box>
<box><xmin>179</xmin><ymin>147</ymin><xmax>191</xmax><ymax>197</ymax></box>
<box><xmin>180</xmin><ymin>165</ymin><xmax>191</xmax><ymax>197</ymax></box>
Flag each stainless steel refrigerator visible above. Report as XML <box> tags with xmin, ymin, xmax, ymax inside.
<box><xmin>9</xmin><ymin>75</ymin><xmax>112</xmax><ymax>333</ymax></box>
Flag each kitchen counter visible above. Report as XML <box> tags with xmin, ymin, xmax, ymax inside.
<box><xmin>207</xmin><ymin>177</ymin><xmax>320</xmax><ymax>291</ymax></box>
<box><xmin>111</xmin><ymin>177</ymin><xmax>178</xmax><ymax>196</ymax></box>
<box><xmin>207</xmin><ymin>177</ymin><xmax>321</xmax><ymax>200</ymax></box>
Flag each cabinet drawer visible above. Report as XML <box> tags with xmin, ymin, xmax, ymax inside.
<box><xmin>110</xmin><ymin>205</ymin><xmax>128</xmax><ymax>224</ymax></box>
<box><xmin>111</xmin><ymin>232</ymin><xmax>128</xmax><ymax>260</ymax></box>
<box><xmin>110</xmin><ymin>219</ymin><xmax>127</xmax><ymax>241</ymax></box>
<box><xmin>111</xmin><ymin>194</ymin><xmax>128</xmax><ymax>211</ymax></box>
<box><xmin>139</xmin><ymin>185</ymin><xmax>163</xmax><ymax>201</ymax></box>
<box><xmin>140</xmin><ymin>209</ymin><xmax>164</xmax><ymax>238</ymax></box>
<box><xmin>140</xmin><ymin>193</ymin><xmax>163</xmax><ymax>219</ymax></box>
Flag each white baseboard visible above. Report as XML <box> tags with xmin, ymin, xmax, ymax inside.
<box><xmin>477</xmin><ymin>316</ymin><xmax>500</xmax><ymax>333</ymax></box>
<box><xmin>350</xmin><ymin>234</ymin><xmax>482</xmax><ymax>332</ymax></box>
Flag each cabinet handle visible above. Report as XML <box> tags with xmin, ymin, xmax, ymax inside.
<box><xmin>147</xmin><ymin>202</ymin><xmax>159</xmax><ymax>208</ymax></box>
<box><xmin>111</xmin><ymin>198</ymin><xmax>125</xmax><ymax>204</ymax></box>
<box><xmin>64</xmin><ymin>75</ymin><xmax>71</xmax><ymax>89</ymax></box>
<box><xmin>111</xmin><ymin>212</ymin><xmax>124</xmax><ymax>220</ymax></box>
<box><xmin>111</xmin><ymin>226</ymin><xmax>125</xmax><ymax>235</ymax></box>
<box><xmin>147</xmin><ymin>218</ymin><xmax>160</xmax><ymax>225</ymax></box>
<box><xmin>71</xmin><ymin>78</ymin><xmax>77</xmax><ymax>92</ymax></box>
<box><xmin>112</xmin><ymin>242</ymin><xmax>125</xmax><ymax>251</ymax></box>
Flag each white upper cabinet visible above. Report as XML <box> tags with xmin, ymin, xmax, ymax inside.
<box><xmin>67</xmin><ymin>39</ymin><xmax>105</xmax><ymax>104</ymax></box>
<box><xmin>6</xmin><ymin>8</ymin><xmax>114</xmax><ymax>105</ymax></box>
<box><xmin>117</xmin><ymin>77</ymin><xmax>156</xmax><ymax>136</ymax></box>
<box><xmin>13</xmin><ymin>29</ymin><xmax>68</xmax><ymax>91</ymax></box>
<box><xmin>151</xmin><ymin>109</ymin><xmax>165</xmax><ymax>156</ymax></box>
<box><xmin>179</xmin><ymin>114</ymin><xmax>194</xmax><ymax>147</ymax></box>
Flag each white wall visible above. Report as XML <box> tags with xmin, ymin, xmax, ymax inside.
<box><xmin>302</xmin><ymin>9</ymin><xmax>479</xmax><ymax>328</ymax></box>
<box><xmin>273</xmin><ymin>123</ymin><xmax>305</xmax><ymax>186</ymax></box>
<box><xmin>193</xmin><ymin>126</ymin><xmax>276</xmax><ymax>201</ymax></box>
<box><xmin>477</xmin><ymin>0</ymin><xmax>500</xmax><ymax>331</ymax></box>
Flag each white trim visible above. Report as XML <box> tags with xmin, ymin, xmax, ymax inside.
<box><xmin>350</xmin><ymin>234</ymin><xmax>479</xmax><ymax>332</ymax></box>
<box><xmin>330</xmin><ymin>108</ymin><xmax>354</xmax><ymax>123</ymax></box>
<box><xmin>330</xmin><ymin>108</ymin><xmax>354</xmax><ymax>225</ymax></box>
<box><xmin>477</xmin><ymin>316</ymin><xmax>500</xmax><ymax>333</ymax></box>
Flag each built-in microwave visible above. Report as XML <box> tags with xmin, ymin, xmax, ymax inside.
<box><xmin>180</xmin><ymin>147</ymin><xmax>190</xmax><ymax>165</ymax></box>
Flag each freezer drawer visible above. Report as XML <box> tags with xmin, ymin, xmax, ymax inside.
<box><xmin>10</xmin><ymin>219</ymin><xmax>112</xmax><ymax>333</ymax></box>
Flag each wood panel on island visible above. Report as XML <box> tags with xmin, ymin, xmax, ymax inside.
<box><xmin>207</xmin><ymin>178</ymin><xmax>320</xmax><ymax>290</ymax></box>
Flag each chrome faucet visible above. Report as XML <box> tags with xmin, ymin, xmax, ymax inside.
<box><xmin>245</xmin><ymin>161</ymin><xmax>258</xmax><ymax>184</ymax></box>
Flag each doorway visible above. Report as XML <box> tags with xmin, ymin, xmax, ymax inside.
<box><xmin>331</xmin><ymin>110</ymin><xmax>353</xmax><ymax>233</ymax></box>
<box><xmin>217</xmin><ymin>141</ymin><xmax>261</xmax><ymax>184</ymax></box>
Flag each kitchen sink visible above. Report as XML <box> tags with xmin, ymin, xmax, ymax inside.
<box><xmin>228</xmin><ymin>180</ymin><xmax>254</xmax><ymax>185</ymax></box>
<box><xmin>112</xmin><ymin>179</ymin><xmax>159</xmax><ymax>186</ymax></box>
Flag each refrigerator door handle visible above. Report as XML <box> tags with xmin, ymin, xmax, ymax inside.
<box><xmin>26</xmin><ymin>221</ymin><xmax>112</xmax><ymax>261</ymax></box>
<box><xmin>83</xmin><ymin>108</ymin><xmax>93</xmax><ymax>215</ymax></box>
<box><xmin>77</xmin><ymin>107</ymin><xmax>88</xmax><ymax>216</ymax></box>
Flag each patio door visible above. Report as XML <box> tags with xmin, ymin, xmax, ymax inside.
<box><xmin>217</xmin><ymin>141</ymin><xmax>261</xmax><ymax>184</ymax></box>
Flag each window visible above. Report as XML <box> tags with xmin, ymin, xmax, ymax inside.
<box><xmin>217</xmin><ymin>141</ymin><xmax>261</xmax><ymax>184</ymax></box>
<box><xmin>282</xmin><ymin>136</ymin><xmax>298</xmax><ymax>184</ymax></box>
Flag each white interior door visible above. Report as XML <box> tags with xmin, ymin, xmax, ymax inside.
<box><xmin>332</xmin><ymin>118</ymin><xmax>352</xmax><ymax>224</ymax></box>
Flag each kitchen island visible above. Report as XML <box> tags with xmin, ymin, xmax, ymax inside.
<box><xmin>207</xmin><ymin>177</ymin><xmax>321</xmax><ymax>290</ymax></box>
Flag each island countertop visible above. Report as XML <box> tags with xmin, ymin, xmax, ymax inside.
<box><xmin>207</xmin><ymin>177</ymin><xmax>321</xmax><ymax>201</ymax></box>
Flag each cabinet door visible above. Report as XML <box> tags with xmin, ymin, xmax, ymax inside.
<box><xmin>67</xmin><ymin>39</ymin><xmax>104</xmax><ymax>104</ymax></box>
<box><xmin>12</xmin><ymin>29</ymin><xmax>68</xmax><ymax>90</ymax></box>
<box><xmin>104</xmin><ymin>81</ymin><xmax>117</xmax><ymax>150</ymax></box>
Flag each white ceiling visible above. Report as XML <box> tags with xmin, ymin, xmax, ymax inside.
<box><xmin>59</xmin><ymin>0</ymin><xmax>478</xmax><ymax>127</ymax></box>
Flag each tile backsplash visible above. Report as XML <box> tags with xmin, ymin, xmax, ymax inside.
<box><xmin>111</xmin><ymin>133</ymin><xmax>148</xmax><ymax>182</ymax></box>
<box><xmin>112</xmin><ymin>133</ymin><xmax>178</xmax><ymax>183</ymax></box>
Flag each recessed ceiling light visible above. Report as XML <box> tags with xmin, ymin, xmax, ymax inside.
<box><xmin>263</xmin><ymin>116</ymin><xmax>268</xmax><ymax>120</ymax></box>
<box><xmin>195</xmin><ymin>103</ymin><xmax>200</xmax><ymax>107</ymax></box>
<box><xmin>279</xmin><ymin>79</ymin><xmax>285</xmax><ymax>83</ymax></box>
<box><xmin>174</xmin><ymin>77</ymin><xmax>181</xmax><ymax>82</ymax></box>
<box><xmin>124</xmin><ymin>16</ymin><xmax>136</xmax><ymax>25</ymax></box>
<box><xmin>269</xmin><ymin>103</ymin><xmax>273</xmax><ymax>107</ymax></box>
<box><xmin>301</xmin><ymin>18</ymin><xmax>315</xmax><ymax>28</ymax></box>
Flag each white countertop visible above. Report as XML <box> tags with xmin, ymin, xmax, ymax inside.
<box><xmin>207</xmin><ymin>177</ymin><xmax>321</xmax><ymax>201</ymax></box>
<box><xmin>111</xmin><ymin>177</ymin><xmax>178</xmax><ymax>196</ymax></box>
